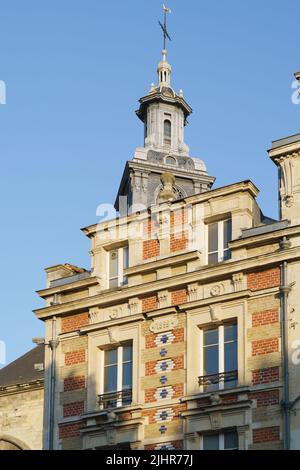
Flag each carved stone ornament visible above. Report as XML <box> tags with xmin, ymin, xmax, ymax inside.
<box><xmin>150</xmin><ymin>315</ymin><xmax>179</xmax><ymax>333</ymax></box>
<box><xmin>276</xmin><ymin>155</ymin><xmax>294</xmax><ymax>207</ymax></box>
<box><xmin>209</xmin><ymin>412</ymin><xmax>222</xmax><ymax>430</ymax></box>
<box><xmin>89</xmin><ymin>304</ymin><xmax>130</xmax><ymax>324</ymax></box>
<box><xmin>232</xmin><ymin>273</ymin><xmax>244</xmax><ymax>292</ymax></box>
<box><xmin>210</xmin><ymin>284</ymin><xmax>223</xmax><ymax>297</ymax></box>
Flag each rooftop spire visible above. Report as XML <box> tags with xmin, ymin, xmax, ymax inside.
<box><xmin>157</xmin><ymin>5</ymin><xmax>172</xmax><ymax>88</ymax></box>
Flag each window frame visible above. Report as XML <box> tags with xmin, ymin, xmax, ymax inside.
<box><xmin>199</xmin><ymin>321</ymin><xmax>238</xmax><ymax>392</ymax></box>
<box><xmin>207</xmin><ymin>218</ymin><xmax>232</xmax><ymax>265</ymax></box>
<box><xmin>100</xmin><ymin>343</ymin><xmax>133</xmax><ymax>409</ymax></box>
<box><xmin>201</xmin><ymin>430</ymin><xmax>239</xmax><ymax>450</ymax></box>
<box><xmin>107</xmin><ymin>246</ymin><xmax>129</xmax><ymax>289</ymax></box>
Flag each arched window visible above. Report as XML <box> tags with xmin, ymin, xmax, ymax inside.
<box><xmin>166</xmin><ymin>156</ymin><xmax>176</xmax><ymax>166</ymax></box>
<box><xmin>164</xmin><ymin>119</ymin><xmax>171</xmax><ymax>146</ymax></box>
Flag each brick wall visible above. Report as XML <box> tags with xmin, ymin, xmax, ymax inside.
<box><xmin>145</xmin><ymin>384</ymin><xmax>184</xmax><ymax>404</ymax></box>
<box><xmin>145</xmin><ymin>328</ymin><xmax>184</xmax><ymax>349</ymax></box>
<box><xmin>252</xmin><ymin>367</ymin><xmax>280</xmax><ymax>385</ymax></box>
<box><xmin>145</xmin><ymin>356</ymin><xmax>184</xmax><ymax>376</ymax></box>
<box><xmin>248</xmin><ymin>268</ymin><xmax>280</xmax><ymax>292</ymax></box>
<box><xmin>252</xmin><ymin>338</ymin><xmax>279</xmax><ymax>357</ymax></box>
<box><xmin>171</xmin><ymin>289</ymin><xmax>187</xmax><ymax>306</ymax></box>
<box><xmin>59</xmin><ymin>422</ymin><xmax>81</xmax><ymax>439</ymax></box>
<box><xmin>64</xmin><ymin>376</ymin><xmax>86</xmax><ymax>392</ymax></box>
<box><xmin>170</xmin><ymin>209</ymin><xmax>188</xmax><ymax>253</ymax></box>
<box><xmin>142</xmin><ymin>296</ymin><xmax>158</xmax><ymax>313</ymax></box>
<box><xmin>251</xmin><ymin>390</ymin><xmax>279</xmax><ymax>407</ymax></box>
<box><xmin>143</xmin><ymin>239</ymin><xmax>160</xmax><ymax>260</ymax></box>
<box><xmin>253</xmin><ymin>427</ymin><xmax>280</xmax><ymax>444</ymax></box>
<box><xmin>252</xmin><ymin>309</ymin><xmax>279</xmax><ymax>327</ymax></box>
<box><xmin>144</xmin><ymin>441</ymin><xmax>183</xmax><ymax>450</ymax></box>
<box><xmin>61</xmin><ymin>313</ymin><xmax>89</xmax><ymax>334</ymax></box>
<box><xmin>63</xmin><ymin>401</ymin><xmax>85</xmax><ymax>418</ymax></box>
<box><xmin>65</xmin><ymin>349</ymin><xmax>86</xmax><ymax>366</ymax></box>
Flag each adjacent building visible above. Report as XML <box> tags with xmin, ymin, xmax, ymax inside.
<box><xmin>0</xmin><ymin>344</ymin><xmax>44</xmax><ymax>450</ymax></box>
<box><xmin>34</xmin><ymin>44</ymin><xmax>300</xmax><ymax>450</ymax></box>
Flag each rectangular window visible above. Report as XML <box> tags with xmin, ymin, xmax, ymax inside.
<box><xmin>203</xmin><ymin>431</ymin><xmax>239</xmax><ymax>450</ymax></box>
<box><xmin>100</xmin><ymin>344</ymin><xmax>133</xmax><ymax>409</ymax></box>
<box><xmin>208</xmin><ymin>219</ymin><xmax>232</xmax><ymax>265</ymax></box>
<box><xmin>200</xmin><ymin>322</ymin><xmax>238</xmax><ymax>392</ymax></box>
<box><xmin>108</xmin><ymin>246</ymin><xmax>129</xmax><ymax>289</ymax></box>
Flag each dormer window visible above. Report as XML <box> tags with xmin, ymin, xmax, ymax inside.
<box><xmin>166</xmin><ymin>156</ymin><xmax>176</xmax><ymax>166</ymax></box>
<box><xmin>164</xmin><ymin>119</ymin><xmax>172</xmax><ymax>146</ymax></box>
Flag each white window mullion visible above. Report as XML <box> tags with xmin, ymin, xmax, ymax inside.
<box><xmin>117</xmin><ymin>346</ymin><xmax>123</xmax><ymax>407</ymax></box>
<box><xmin>219</xmin><ymin>325</ymin><xmax>224</xmax><ymax>390</ymax></box>
<box><xmin>118</xmin><ymin>248</ymin><xmax>123</xmax><ymax>287</ymax></box>
<box><xmin>100</xmin><ymin>349</ymin><xmax>104</xmax><ymax>397</ymax></box>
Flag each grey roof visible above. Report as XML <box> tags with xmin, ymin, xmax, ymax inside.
<box><xmin>0</xmin><ymin>344</ymin><xmax>45</xmax><ymax>388</ymax></box>
<box><xmin>241</xmin><ymin>220</ymin><xmax>290</xmax><ymax>239</ymax></box>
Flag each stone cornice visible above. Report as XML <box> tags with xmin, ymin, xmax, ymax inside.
<box><xmin>0</xmin><ymin>379</ymin><xmax>44</xmax><ymax>396</ymax></box>
<box><xmin>125</xmin><ymin>250</ymin><xmax>200</xmax><ymax>276</ymax></box>
<box><xmin>34</xmin><ymin>246</ymin><xmax>300</xmax><ymax>320</ymax></box>
<box><xmin>37</xmin><ymin>276</ymin><xmax>99</xmax><ymax>299</ymax></box>
<box><xmin>230</xmin><ymin>224</ymin><xmax>300</xmax><ymax>249</ymax></box>
<box><xmin>79</xmin><ymin>313</ymin><xmax>144</xmax><ymax>334</ymax></box>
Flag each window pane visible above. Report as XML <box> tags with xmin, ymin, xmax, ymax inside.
<box><xmin>208</xmin><ymin>252</ymin><xmax>218</xmax><ymax>265</ymax></box>
<box><xmin>208</xmin><ymin>223</ymin><xmax>218</xmax><ymax>253</ymax></box>
<box><xmin>203</xmin><ymin>434</ymin><xmax>219</xmax><ymax>450</ymax></box>
<box><xmin>224</xmin><ymin>324</ymin><xmax>237</xmax><ymax>343</ymax></box>
<box><xmin>224</xmin><ymin>431</ymin><xmax>239</xmax><ymax>450</ymax></box>
<box><xmin>104</xmin><ymin>365</ymin><xmax>117</xmax><ymax>393</ymax></box>
<box><xmin>122</xmin><ymin>362</ymin><xmax>133</xmax><ymax>389</ymax></box>
<box><xmin>204</xmin><ymin>345</ymin><xmax>219</xmax><ymax>376</ymax></box>
<box><xmin>105</xmin><ymin>349</ymin><xmax>117</xmax><ymax>366</ymax></box>
<box><xmin>109</xmin><ymin>278</ymin><xmax>119</xmax><ymax>289</ymax></box>
<box><xmin>204</xmin><ymin>328</ymin><xmax>218</xmax><ymax>346</ymax></box>
<box><xmin>224</xmin><ymin>342</ymin><xmax>238</xmax><ymax>372</ymax></box>
<box><xmin>223</xmin><ymin>249</ymin><xmax>231</xmax><ymax>261</ymax></box>
<box><xmin>123</xmin><ymin>247</ymin><xmax>129</xmax><ymax>270</ymax></box>
<box><xmin>223</xmin><ymin>219</ymin><xmax>232</xmax><ymax>249</ymax></box>
<box><xmin>123</xmin><ymin>345</ymin><xmax>132</xmax><ymax>362</ymax></box>
<box><xmin>164</xmin><ymin>120</ymin><xmax>171</xmax><ymax>138</ymax></box>
<box><xmin>109</xmin><ymin>250</ymin><xmax>119</xmax><ymax>278</ymax></box>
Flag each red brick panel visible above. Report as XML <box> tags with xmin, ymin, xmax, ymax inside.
<box><xmin>251</xmin><ymin>390</ymin><xmax>279</xmax><ymax>408</ymax></box>
<box><xmin>142</xmin><ymin>296</ymin><xmax>158</xmax><ymax>313</ymax></box>
<box><xmin>63</xmin><ymin>401</ymin><xmax>85</xmax><ymax>418</ymax></box>
<box><xmin>59</xmin><ymin>422</ymin><xmax>81</xmax><ymax>439</ymax></box>
<box><xmin>171</xmin><ymin>289</ymin><xmax>187</xmax><ymax>306</ymax></box>
<box><xmin>145</xmin><ymin>328</ymin><xmax>184</xmax><ymax>349</ymax></box>
<box><xmin>252</xmin><ymin>309</ymin><xmax>279</xmax><ymax>327</ymax></box>
<box><xmin>252</xmin><ymin>338</ymin><xmax>279</xmax><ymax>357</ymax></box>
<box><xmin>144</xmin><ymin>441</ymin><xmax>183</xmax><ymax>450</ymax></box>
<box><xmin>64</xmin><ymin>376</ymin><xmax>86</xmax><ymax>392</ymax></box>
<box><xmin>65</xmin><ymin>349</ymin><xmax>86</xmax><ymax>366</ymax></box>
<box><xmin>248</xmin><ymin>268</ymin><xmax>280</xmax><ymax>292</ymax></box>
<box><xmin>253</xmin><ymin>427</ymin><xmax>280</xmax><ymax>444</ymax></box>
<box><xmin>61</xmin><ymin>313</ymin><xmax>89</xmax><ymax>334</ymax></box>
<box><xmin>252</xmin><ymin>367</ymin><xmax>280</xmax><ymax>385</ymax></box>
<box><xmin>145</xmin><ymin>356</ymin><xmax>184</xmax><ymax>376</ymax></box>
<box><xmin>170</xmin><ymin>234</ymin><xmax>188</xmax><ymax>252</ymax></box>
<box><xmin>142</xmin><ymin>405</ymin><xmax>186</xmax><ymax>425</ymax></box>
<box><xmin>145</xmin><ymin>384</ymin><xmax>184</xmax><ymax>404</ymax></box>
<box><xmin>143</xmin><ymin>239</ymin><xmax>160</xmax><ymax>260</ymax></box>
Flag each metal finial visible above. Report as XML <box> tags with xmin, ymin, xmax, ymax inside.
<box><xmin>159</xmin><ymin>4</ymin><xmax>172</xmax><ymax>50</ymax></box>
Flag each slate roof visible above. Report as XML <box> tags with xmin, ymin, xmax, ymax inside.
<box><xmin>0</xmin><ymin>344</ymin><xmax>45</xmax><ymax>388</ymax></box>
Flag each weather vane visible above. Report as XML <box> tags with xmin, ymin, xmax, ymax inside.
<box><xmin>159</xmin><ymin>4</ymin><xmax>172</xmax><ymax>50</ymax></box>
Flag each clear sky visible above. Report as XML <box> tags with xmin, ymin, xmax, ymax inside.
<box><xmin>0</xmin><ymin>0</ymin><xmax>299</xmax><ymax>366</ymax></box>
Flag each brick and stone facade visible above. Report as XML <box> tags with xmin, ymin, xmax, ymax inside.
<box><xmin>33</xmin><ymin>41</ymin><xmax>300</xmax><ymax>450</ymax></box>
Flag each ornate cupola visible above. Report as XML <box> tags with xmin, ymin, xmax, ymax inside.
<box><xmin>115</xmin><ymin>7</ymin><xmax>215</xmax><ymax>215</ymax></box>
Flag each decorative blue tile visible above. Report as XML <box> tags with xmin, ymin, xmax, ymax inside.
<box><xmin>160</xmin><ymin>375</ymin><xmax>168</xmax><ymax>385</ymax></box>
<box><xmin>159</xmin><ymin>425</ymin><xmax>167</xmax><ymax>434</ymax></box>
<box><xmin>160</xmin><ymin>348</ymin><xmax>168</xmax><ymax>357</ymax></box>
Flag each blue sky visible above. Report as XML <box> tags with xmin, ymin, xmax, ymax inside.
<box><xmin>0</xmin><ymin>0</ymin><xmax>299</xmax><ymax>366</ymax></box>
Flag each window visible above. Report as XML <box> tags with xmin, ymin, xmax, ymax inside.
<box><xmin>208</xmin><ymin>219</ymin><xmax>232</xmax><ymax>265</ymax></box>
<box><xmin>108</xmin><ymin>246</ymin><xmax>129</xmax><ymax>289</ymax></box>
<box><xmin>164</xmin><ymin>119</ymin><xmax>172</xmax><ymax>146</ymax></box>
<box><xmin>203</xmin><ymin>431</ymin><xmax>239</xmax><ymax>450</ymax></box>
<box><xmin>199</xmin><ymin>322</ymin><xmax>238</xmax><ymax>392</ymax></box>
<box><xmin>99</xmin><ymin>344</ymin><xmax>133</xmax><ymax>409</ymax></box>
<box><xmin>166</xmin><ymin>156</ymin><xmax>176</xmax><ymax>166</ymax></box>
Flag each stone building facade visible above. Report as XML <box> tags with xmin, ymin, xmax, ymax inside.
<box><xmin>34</xmin><ymin>44</ymin><xmax>300</xmax><ymax>450</ymax></box>
<box><xmin>0</xmin><ymin>344</ymin><xmax>44</xmax><ymax>450</ymax></box>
